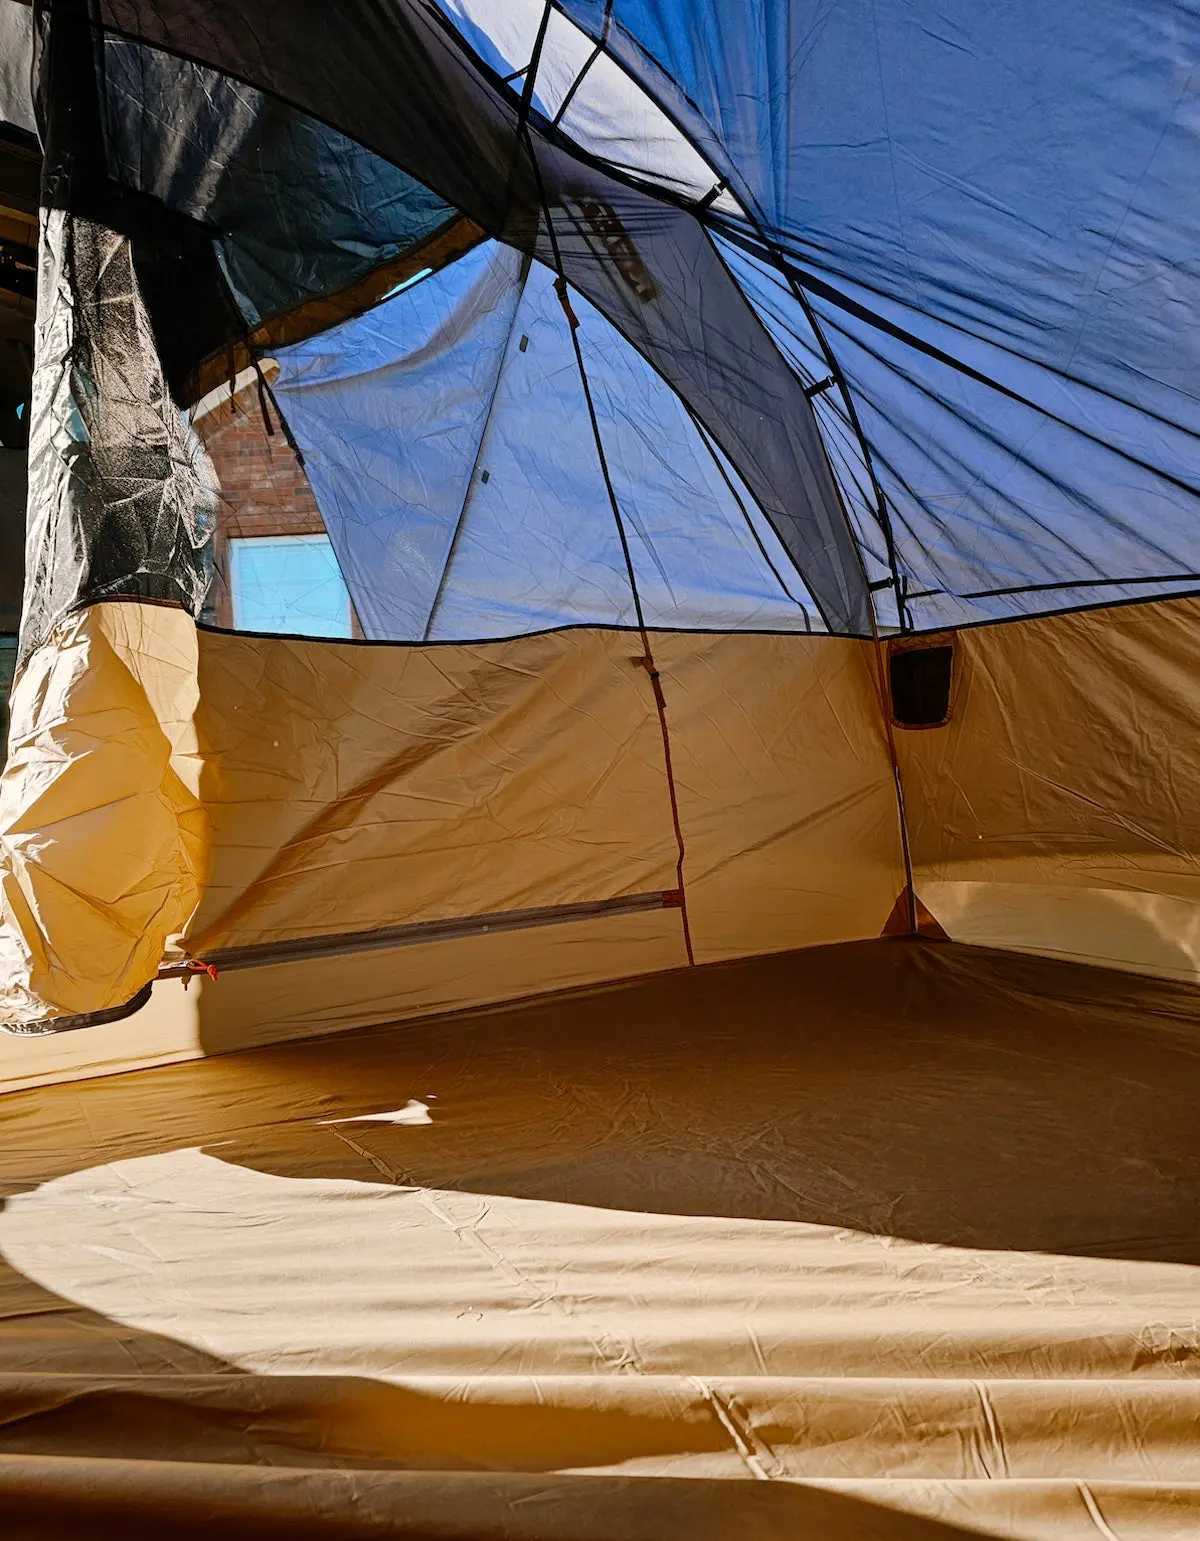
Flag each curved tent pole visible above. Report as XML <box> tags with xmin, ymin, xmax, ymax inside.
<box><xmin>760</xmin><ymin>251</ymin><xmax>911</xmax><ymax>633</ymax></box>
<box><xmin>521</xmin><ymin>0</ymin><xmax>911</xmax><ymax>632</ymax></box>
<box><xmin>498</xmin><ymin>8</ymin><xmax>919</xmax><ymax>930</ymax></box>
<box><xmin>506</xmin><ymin>8</ymin><xmax>918</xmax><ymax>938</ymax></box>
<box><xmin>528</xmin><ymin>138</ymin><xmax>696</xmax><ymax>967</ymax></box>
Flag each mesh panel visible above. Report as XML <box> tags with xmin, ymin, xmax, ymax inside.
<box><xmin>21</xmin><ymin>210</ymin><xmax>217</xmax><ymax>664</ymax></box>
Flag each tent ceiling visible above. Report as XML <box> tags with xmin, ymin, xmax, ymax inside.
<box><xmin>7</xmin><ymin>0</ymin><xmax>1200</xmax><ymax>640</ymax></box>
<box><xmin>272</xmin><ymin>241</ymin><xmax>822</xmax><ymax>641</ymax></box>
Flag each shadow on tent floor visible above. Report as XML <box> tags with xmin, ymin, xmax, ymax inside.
<box><xmin>0</xmin><ymin>937</ymin><xmax>1198</xmax><ymax>1537</ymax></box>
<box><xmin>189</xmin><ymin>933</ymin><xmax>1200</xmax><ymax>1264</ymax></box>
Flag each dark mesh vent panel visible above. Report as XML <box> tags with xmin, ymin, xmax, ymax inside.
<box><xmin>889</xmin><ymin>644</ymin><xmax>953</xmax><ymax>730</ymax></box>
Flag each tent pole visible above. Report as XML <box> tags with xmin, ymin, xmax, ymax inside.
<box><xmin>742</xmin><ymin>238</ymin><xmax>919</xmax><ymax>933</ymax></box>
<box><xmin>529</xmin><ymin>144</ymin><xmax>696</xmax><ymax>967</ymax></box>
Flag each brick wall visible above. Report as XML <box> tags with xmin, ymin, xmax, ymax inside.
<box><xmin>196</xmin><ymin>382</ymin><xmax>330</xmax><ymax>629</ymax></box>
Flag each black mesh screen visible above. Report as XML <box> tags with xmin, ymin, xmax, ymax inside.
<box><xmin>0</xmin><ymin>447</ymin><xmax>24</xmax><ymax>632</ymax></box>
<box><xmin>889</xmin><ymin>643</ymin><xmax>953</xmax><ymax>729</ymax></box>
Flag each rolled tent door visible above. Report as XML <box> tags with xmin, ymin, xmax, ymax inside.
<box><xmin>0</xmin><ymin>206</ymin><xmax>215</xmax><ymax>1030</ymax></box>
<box><xmin>0</xmin><ymin>603</ymin><xmax>207</xmax><ymax>1029</ymax></box>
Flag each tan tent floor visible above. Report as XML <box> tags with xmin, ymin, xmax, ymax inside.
<box><xmin>1</xmin><ymin>937</ymin><xmax>1198</xmax><ymax>1538</ymax></box>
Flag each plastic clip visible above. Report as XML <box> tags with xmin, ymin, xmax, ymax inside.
<box><xmin>553</xmin><ymin>275</ymin><xmax>580</xmax><ymax>331</ymax></box>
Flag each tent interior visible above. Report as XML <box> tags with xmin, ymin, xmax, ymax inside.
<box><xmin>1</xmin><ymin>0</ymin><xmax>1199</xmax><ymax>1534</ymax></box>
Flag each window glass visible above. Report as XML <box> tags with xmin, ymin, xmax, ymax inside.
<box><xmin>229</xmin><ymin>534</ymin><xmax>352</xmax><ymax>638</ymax></box>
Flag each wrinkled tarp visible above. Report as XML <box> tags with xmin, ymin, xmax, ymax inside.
<box><xmin>0</xmin><ymin>939</ymin><xmax>1197</xmax><ymax>1538</ymax></box>
<box><xmin>272</xmin><ymin>242</ymin><xmax>820</xmax><ymax>640</ymax></box>
<box><xmin>551</xmin><ymin>0</ymin><xmax>1200</xmax><ymax>624</ymax></box>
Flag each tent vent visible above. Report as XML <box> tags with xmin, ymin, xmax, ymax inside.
<box><xmin>888</xmin><ymin>641</ymin><xmax>953</xmax><ymax>729</ymax></box>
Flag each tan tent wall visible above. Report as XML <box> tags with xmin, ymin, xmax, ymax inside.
<box><xmin>651</xmin><ymin>630</ymin><xmax>903</xmax><ymax>963</ymax></box>
<box><xmin>184</xmin><ymin>622</ymin><xmax>682</xmax><ymax>951</ymax></box>
<box><xmin>185</xmin><ymin>623</ymin><xmax>903</xmax><ymax>964</ymax></box>
<box><xmin>897</xmin><ymin>592</ymin><xmax>1200</xmax><ymax>981</ymax></box>
<box><xmin>0</xmin><ymin>601</ymin><xmax>904</xmax><ymax>1082</ymax></box>
<box><xmin>8</xmin><ymin>588</ymin><xmax>1200</xmax><ymax>1076</ymax></box>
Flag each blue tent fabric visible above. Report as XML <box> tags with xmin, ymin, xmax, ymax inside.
<box><xmin>270</xmin><ymin>242</ymin><xmax>527</xmax><ymax>640</ymax></box>
<box><xmin>24</xmin><ymin>0</ymin><xmax>1200</xmax><ymax>641</ymax></box>
<box><xmin>719</xmin><ymin>239</ymin><xmax>1200</xmax><ymax>628</ymax></box>
<box><xmin>273</xmin><ymin>242</ymin><xmax>820</xmax><ymax>640</ymax></box>
<box><xmin>86</xmin><ymin>0</ymin><xmax>865</xmax><ymax>633</ymax></box>
<box><xmin>547</xmin><ymin>0</ymin><xmax>1200</xmax><ymax>625</ymax></box>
